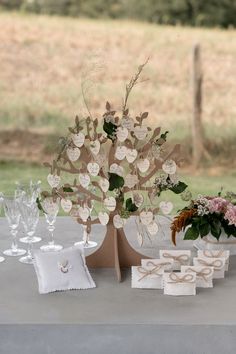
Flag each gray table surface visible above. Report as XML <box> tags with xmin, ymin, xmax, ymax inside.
<box><xmin>1</xmin><ymin>216</ymin><xmax>236</xmax><ymax>354</ymax></box>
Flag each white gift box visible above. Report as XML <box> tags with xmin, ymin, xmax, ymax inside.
<box><xmin>197</xmin><ymin>250</ymin><xmax>230</xmax><ymax>271</ymax></box>
<box><xmin>159</xmin><ymin>250</ymin><xmax>191</xmax><ymax>270</ymax></box>
<box><xmin>131</xmin><ymin>265</ymin><xmax>164</xmax><ymax>289</ymax></box>
<box><xmin>141</xmin><ymin>259</ymin><xmax>174</xmax><ymax>272</ymax></box>
<box><xmin>163</xmin><ymin>272</ymin><xmax>196</xmax><ymax>296</ymax></box>
<box><xmin>181</xmin><ymin>265</ymin><xmax>214</xmax><ymax>288</ymax></box>
<box><xmin>193</xmin><ymin>257</ymin><xmax>226</xmax><ymax>279</ymax></box>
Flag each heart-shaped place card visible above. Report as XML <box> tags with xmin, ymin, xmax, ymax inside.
<box><xmin>78</xmin><ymin>206</ymin><xmax>90</xmax><ymax>221</ymax></box>
<box><xmin>126</xmin><ymin>148</ymin><xmax>138</xmax><ymax>163</ymax></box>
<box><xmin>147</xmin><ymin>221</ymin><xmax>159</xmax><ymax>235</ymax></box>
<box><xmin>79</xmin><ymin>173</ymin><xmax>90</xmax><ymax>188</ymax></box>
<box><xmin>137</xmin><ymin>158</ymin><xmax>150</xmax><ymax>173</ymax></box>
<box><xmin>61</xmin><ymin>198</ymin><xmax>72</xmax><ymax>213</ymax></box>
<box><xmin>134</xmin><ymin>125</ymin><xmax>148</xmax><ymax>140</ymax></box>
<box><xmin>113</xmin><ymin>214</ymin><xmax>124</xmax><ymax>229</ymax></box>
<box><xmin>99</xmin><ymin>178</ymin><xmax>109</xmax><ymax>193</ymax></box>
<box><xmin>121</xmin><ymin>117</ymin><xmax>134</xmax><ymax>131</ymax></box>
<box><xmin>133</xmin><ymin>193</ymin><xmax>144</xmax><ymax>208</ymax></box>
<box><xmin>90</xmin><ymin>140</ymin><xmax>100</xmax><ymax>155</ymax></box>
<box><xmin>87</xmin><ymin>162</ymin><xmax>100</xmax><ymax>177</ymax></box>
<box><xmin>140</xmin><ymin>210</ymin><xmax>153</xmax><ymax>226</ymax></box>
<box><xmin>104</xmin><ymin>196</ymin><xmax>116</xmax><ymax>211</ymax></box>
<box><xmin>67</xmin><ymin>147</ymin><xmax>80</xmax><ymax>162</ymax></box>
<box><xmin>47</xmin><ymin>174</ymin><xmax>61</xmax><ymax>188</ymax></box>
<box><xmin>98</xmin><ymin>211</ymin><xmax>109</xmax><ymax>225</ymax></box>
<box><xmin>116</xmin><ymin>126</ymin><xmax>128</xmax><ymax>142</ymax></box>
<box><xmin>124</xmin><ymin>174</ymin><xmax>138</xmax><ymax>188</ymax></box>
<box><xmin>115</xmin><ymin>146</ymin><xmax>127</xmax><ymax>161</ymax></box>
<box><xmin>162</xmin><ymin>159</ymin><xmax>177</xmax><ymax>175</ymax></box>
<box><xmin>110</xmin><ymin>163</ymin><xmax>124</xmax><ymax>177</ymax></box>
<box><xmin>159</xmin><ymin>201</ymin><xmax>173</xmax><ymax>215</ymax></box>
<box><xmin>72</xmin><ymin>132</ymin><xmax>85</xmax><ymax>148</ymax></box>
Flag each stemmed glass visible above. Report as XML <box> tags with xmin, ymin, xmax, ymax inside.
<box><xmin>18</xmin><ymin>202</ymin><xmax>39</xmax><ymax>264</ymax></box>
<box><xmin>0</xmin><ymin>194</ymin><xmax>5</xmax><ymax>262</ymax></box>
<box><xmin>40</xmin><ymin>198</ymin><xmax>63</xmax><ymax>252</ymax></box>
<box><xmin>2</xmin><ymin>196</ymin><xmax>26</xmax><ymax>257</ymax></box>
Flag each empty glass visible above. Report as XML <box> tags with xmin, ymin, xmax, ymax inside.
<box><xmin>40</xmin><ymin>198</ymin><xmax>63</xmax><ymax>252</ymax></box>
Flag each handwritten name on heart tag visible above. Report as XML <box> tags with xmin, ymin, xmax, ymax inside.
<box><xmin>133</xmin><ymin>193</ymin><xmax>144</xmax><ymax>208</ymax></box>
<box><xmin>121</xmin><ymin>117</ymin><xmax>134</xmax><ymax>131</ymax></box>
<box><xmin>104</xmin><ymin>197</ymin><xmax>116</xmax><ymax>211</ymax></box>
<box><xmin>90</xmin><ymin>140</ymin><xmax>100</xmax><ymax>155</ymax></box>
<box><xmin>110</xmin><ymin>163</ymin><xmax>124</xmax><ymax>177</ymax></box>
<box><xmin>98</xmin><ymin>212</ymin><xmax>109</xmax><ymax>225</ymax></box>
<box><xmin>43</xmin><ymin>198</ymin><xmax>59</xmax><ymax>215</ymax></box>
<box><xmin>147</xmin><ymin>221</ymin><xmax>159</xmax><ymax>235</ymax></box>
<box><xmin>78</xmin><ymin>206</ymin><xmax>90</xmax><ymax>221</ymax></box>
<box><xmin>87</xmin><ymin>162</ymin><xmax>100</xmax><ymax>176</ymax></box>
<box><xmin>99</xmin><ymin>178</ymin><xmax>109</xmax><ymax>193</ymax></box>
<box><xmin>116</xmin><ymin>126</ymin><xmax>128</xmax><ymax>142</ymax></box>
<box><xmin>126</xmin><ymin>148</ymin><xmax>138</xmax><ymax>163</ymax></box>
<box><xmin>124</xmin><ymin>174</ymin><xmax>138</xmax><ymax>188</ymax></box>
<box><xmin>162</xmin><ymin>159</ymin><xmax>177</xmax><ymax>175</ymax></box>
<box><xmin>140</xmin><ymin>211</ymin><xmax>153</xmax><ymax>226</ymax></box>
<box><xmin>113</xmin><ymin>214</ymin><xmax>124</xmax><ymax>229</ymax></box>
<box><xmin>67</xmin><ymin>147</ymin><xmax>80</xmax><ymax>162</ymax></box>
<box><xmin>47</xmin><ymin>174</ymin><xmax>61</xmax><ymax>188</ymax></box>
<box><xmin>159</xmin><ymin>201</ymin><xmax>173</xmax><ymax>215</ymax></box>
<box><xmin>115</xmin><ymin>146</ymin><xmax>127</xmax><ymax>160</ymax></box>
<box><xmin>72</xmin><ymin>132</ymin><xmax>85</xmax><ymax>147</ymax></box>
<box><xmin>79</xmin><ymin>173</ymin><xmax>90</xmax><ymax>188</ymax></box>
<box><xmin>61</xmin><ymin>198</ymin><xmax>72</xmax><ymax>213</ymax></box>
<box><xmin>137</xmin><ymin>158</ymin><xmax>150</xmax><ymax>173</ymax></box>
<box><xmin>134</xmin><ymin>125</ymin><xmax>148</xmax><ymax>140</ymax></box>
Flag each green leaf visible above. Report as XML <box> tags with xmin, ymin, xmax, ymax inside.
<box><xmin>170</xmin><ymin>181</ymin><xmax>188</xmax><ymax>194</ymax></box>
<box><xmin>63</xmin><ymin>186</ymin><xmax>74</xmax><ymax>193</ymax></box>
<box><xmin>184</xmin><ymin>226</ymin><xmax>199</xmax><ymax>240</ymax></box>
<box><xmin>125</xmin><ymin>198</ymin><xmax>138</xmax><ymax>212</ymax></box>
<box><xmin>103</xmin><ymin>120</ymin><xmax>117</xmax><ymax>140</ymax></box>
<box><xmin>36</xmin><ymin>197</ymin><xmax>46</xmax><ymax>214</ymax></box>
<box><xmin>108</xmin><ymin>173</ymin><xmax>124</xmax><ymax>191</ymax></box>
<box><xmin>199</xmin><ymin>223</ymin><xmax>210</xmax><ymax>237</ymax></box>
<box><xmin>210</xmin><ymin>220</ymin><xmax>221</xmax><ymax>240</ymax></box>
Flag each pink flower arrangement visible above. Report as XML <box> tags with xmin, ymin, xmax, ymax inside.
<box><xmin>225</xmin><ymin>204</ymin><xmax>236</xmax><ymax>227</ymax></box>
<box><xmin>208</xmin><ymin>197</ymin><xmax>229</xmax><ymax>214</ymax></box>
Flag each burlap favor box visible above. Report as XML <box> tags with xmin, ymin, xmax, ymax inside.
<box><xmin>159</xmin><ymin>250</ymin><xmax>191</xmax><ymax>270</ymax></box>
<box><xmin>197</xmin><ymin>250</ymin><xmax>230</xmax><ymax>271</ymax></box>
<box><xmin>141</xmin><ymin>258</ymin><xmax>174</xmax><ymax>271</ymax></box>
<box><xmin>131</xmin><ymin>264</ymin><xmax>164</xmax><ymax>289</ymax></box>
<box><xmin>193</xmin><ymin>257</ymin><xmax>226</xmax><ymax>279</ymax></box>
<box><xmin>163</xmin><ymin>272</ymin><xmax>196</xmax><ymax>296</ymax></box>
<box><xmin>181</xmin><ymin>265</ymin><xmax>214</xmax><ymax>288</ymax></box>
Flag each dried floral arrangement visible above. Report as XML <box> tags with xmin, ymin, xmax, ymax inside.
<box><xmin>39</xmin><ymin>61</ymin><xmax>187</xmax><ymax>281</ymax></box>
<box><xmin>171</xmin><ymin>191</ymin><xmax>236</xmax><ymax>246</ymax></box>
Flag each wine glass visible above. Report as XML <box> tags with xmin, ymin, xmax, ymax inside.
<box><xmin>40</xmin><ymin>198</ymin><xmax>63</xmax><ymax>252</ymax></box>
<box><xmin>0</xmin><ymin>193</ymin><xmax>5</xmax><ymax>262</ymax></box>
<box><xmin>2</xmin><ymin>196</ymin><xmax>26</xmax><ymax>257</ymax></box>
<box><xmin>18</xmin><ymin>202</ymin><xmax>39</xmax><ymax>264</ymax></box>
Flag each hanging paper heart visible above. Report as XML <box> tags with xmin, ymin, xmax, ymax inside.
<box><xmin>47</xmin><ymin>174</ymin><xmax>60</xmax><ymax>188</ymax></box>
<box><xmin>104</xmin><ymin>196</ymin><xmax>116</xmax><ymax>211</ymax></box>
<box><xmin>115</xmin><ymin>146</ymin><xmax>127</xmax><ymax>161</ymax></box>
<box><xmin>137</xmin><ymin>158</ymin><xmax>150</xmax><ymax>173</ymax></box>
<box><xmin>121</xmin><ymin>117</ymin><xmax>134</xmax><ymax>131</ymax></box>
<box><xmin>159</xmin><ymin>201</ymin><xmax>173</xmax><ymax>215</ymax></box>
<box><xmin>98</xmin><ymin>211</ymin><xmax>109</xmax><ymax>225</ymax></box>
<box><xmin>134</xmin><ymin>125</ymin><xmax>148</xmax><ymax>140</ymax></box>
<box><xmin>162</xmin><ymin>159</ymin><xmax>177</xmax><ymax>175</ymax></box>
<box><xmin>124</xmin><ymin>174</ymin><xmax>138</xmax><ymax>188</ymax></box>
<box><xmin>126</xmin><ymin>148</ymin><xmax>138</xmax><ymax>163</ymax></box>
<box><xmin>90</xmin><ymin>140</ymin><xmax>100</xmax><ymax>155</ymax></box>
<box><xmin>110</xmin><ymin>163</ymin><xmax>124</xmax><ymax>177</ymax></box>
<box><xmin>72</xmin><ymin>132</ymin><xmax>85</xmax><ymax>148</ymax></box>
<box><xmin>42</xmin><ymin>198</ymin><xmax>59</xmax><ymax>215</ymax></box>
<box><xmin>96</xmin><ymin>153</ymin><xmax>106</xmax><ymax>166</ymax></box>
<box><xmin>116</xmin><ymin>126</ymin><xmax>128</xmax><ymax>142</ymax></box>
<box><xmin>98</xmin><ymin>178</ymin><xmax>109</xmax><ymax>193</ymax></box>
<box><xmin>140</xmin><ymin>211</ymin><xmax>153</xmax><ymax>226</ymax></box>
<box><xmin>67</xmin><ymin>147</ymin><xmax>80</xmax><ymax>162</ymax></box>
<box><xmin>133</xmin><ymin>193</ymin><xmax>144</xmax><ymax>208</ymax></box>
<box><xmin>87</xmin><ymin>162</ymin><xmax>100</xmax><ymax>176</ymax></box>
<box><xmin>113</xmin><ymin>214</ymin><xmax>124</xmax><ymax>229</ymax></box>
<box><xmin>147</xmin><ymin>221</ymin><xmax>159</xmax><ymax>235</ymax></box>
<box><xmin>78</xmin><ymin>206</ymin><xmax>90</xmax><ymax>222</ymax></box>
<box><xmin>79</xmin><ymin>173</ymin><xmax>90</xmax><ymax>188</ymax></box>
<box><xmin>61</xmin><ymin>198</ymin><xmax>72</xmax><ymax>213</ymax></box>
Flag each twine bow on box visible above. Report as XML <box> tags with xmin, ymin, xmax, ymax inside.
<box><xmin>137</xmin><ymin>265</ymin><xmax>163</xmax><ymax>282</ymax></box>
<box><xmin>203</xmin><ymin>250</ymin><xmax>225</xmax><ymax>258</ymax></box>
<box><xmin>146</xmin><ymin>260</ymin><xmax>172</xmax><ymax>268</ymax></box>
<box><xmin>197</xmin><ymin>258</ymin><xmax>224</xmax><ymax>269</ymax></box>
<box><xmin>162</xmin><ymin>252</ymin><xmax>190</xmax><ymax>264</ymax></box>
<box><xmin>167</xmin><ymin>272</ymin><xmax>195</xmax><ymax>283</ymax></box>
<box><xmin>185</xmin><ymin>267</ymin><xmax>212</xmax><ymax>281</ymax></box>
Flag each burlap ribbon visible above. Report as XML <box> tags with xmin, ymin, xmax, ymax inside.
<box><xmin>162</xmin><ymin>252</ymin><xmax>190</xmax><ymax>264</ymax></box>
<box><xmin>197</xmin><ymin>258</ymin><xmax>223</xmax><ymax>269</ymax></box>
<box><xmin>137</xmin><ymin>265</ymin><xmax>163</xmax><ymax>282</ymax></box>
<box><xmin>203</xmin><ymin>250</ymin><xmax>225</xmax><ymax>258</ymax></box>
<box><xmin>168</xmin><ymin>272</ymin><xmax>194</xmax><ymax>283</ymax></box>
<box><xmin>185</xmin><ymin>267</ymin><xmax>212</xmax><ymax>281</ymax></box>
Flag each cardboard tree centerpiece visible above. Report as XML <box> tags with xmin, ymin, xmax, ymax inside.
<box><xmin>41</xmin><ymin>63</ymin><xmax>187</xmax><ymax>281</ymax></box>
